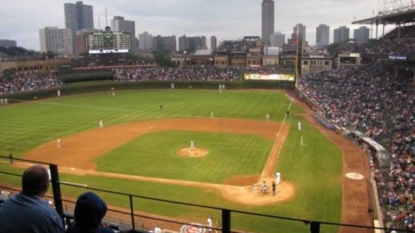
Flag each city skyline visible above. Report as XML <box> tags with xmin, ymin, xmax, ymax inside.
<box><xmin>1</xmin><ymin>0</ymin><xmax>383</xmax><ymax>50</ymax></box>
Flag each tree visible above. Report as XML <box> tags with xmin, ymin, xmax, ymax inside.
<box><xmin>153</xmin><ymin>52</ymin><xmax>174</xmax><ymax>67</ymax></box>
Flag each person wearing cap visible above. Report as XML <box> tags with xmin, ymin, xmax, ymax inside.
<box><xmin>0</xmin><ymin>165</ymin><xmax>65</xmax><ymax>233</ymax></box>
<box><xmin>66</xmin><ymin>192</ymin><xmax>113</xmax><ymax>233</ymax></box>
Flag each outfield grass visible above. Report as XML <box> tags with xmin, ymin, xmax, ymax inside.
<box><xmin>0</xmin><ymin>90</ymin><xmax>342</xmax><ymax>233</ymax></box>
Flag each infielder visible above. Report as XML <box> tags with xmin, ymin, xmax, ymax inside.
<box><xmin>190</xmin><ymin>140</ymin><xmax>195</xmax><ymax>150</ymax></box>
<box><xmin>99</xmin><ymin>119</ymin><xmax>104</xmax><ymax>128</ymax></box>
<box><xmin>56</xmin><ymin>139</ymin><xmax>61</xmax><ymax>148</ymax></box>
<box><xmin>266</xmin><ymin>113</ymin><xmax>270</xmax><ymax>121</ymax></box>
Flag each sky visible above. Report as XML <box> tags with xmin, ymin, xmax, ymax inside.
<box><xmin>0</xmin><ymin>0</ymin><xmax>394</xmax><ymax>51</ymax></box>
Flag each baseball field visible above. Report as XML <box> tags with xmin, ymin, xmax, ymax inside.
<box><xmin>0</xmin><ymin>89</ymin><xmax>371</xmax><ymax>233</ymax></box>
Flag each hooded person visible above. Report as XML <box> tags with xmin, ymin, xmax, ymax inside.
<box><xmin>66</xmin><ymin>192</ymin><xmax>113</xmax><ymax>233</ymax></box>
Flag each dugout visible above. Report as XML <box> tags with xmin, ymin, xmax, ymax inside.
<box><xmin>353</xmin><ymin>130</ymin><xmax>390</xmax><ymax>169</ymax></box>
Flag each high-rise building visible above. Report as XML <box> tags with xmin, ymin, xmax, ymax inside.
<box><xmin>211</xmin><ymin>36</ymin><xmax>217</xmax><ymax>50</ymax></box>
<box><xmin>64</xmin><ymin>1</ymin><xmax>94</xmax><ymax>31</ymax></box>
<box><xmin>111</xmin><ymin>16</ymin><xmax>136</xmax><ymax>52</ymax></box>
<box><xmin>292</xmin><ymin>24</ymin><xmax>306</xmax><ymax>43</ymax></box>
<box><xmin>74</xmin><ymin>29</ymin><xmax>101</xmax><ymax>54</ymax></box>
<box><xmin>138</xmin><ymin>31</ymin><xmax>153</xmax><ymax>52</ymax></box>
<box><xmin>152</xmin><ymin>36</ymin><xmax>177</xmax><ymax>52</ymax></box>
<box><xmin>64</xmin><ymin>1</ymin><xmax>94</xmax><ymax>51</ymax></box>
<box><xmin>270</xmin><ymin>32</ymin><xmax>285</xmax><ymax>48</ymax></box>
<box><xmin>334</xmin><ymin>26</ymin><xmax>350</xmax><ymax>43</ymax></box>
<box><xmin>316</xmin><ymin>24</ymin><xmax>330</xmax><ymax>47</ymax></box>
<box><xmin>178</xmin><ymin>36</ymin><xmax>207</xmax><ymax>51</ymax></box>
<box><xmin>39</xmin><ymin>27</ymin><xmax>73</xmax><ymax>54</ymax></box>
<box><xmin>354</xmin><ymin>26</ymin><xmax>370</xmax><ymax>42</ymax></box>
<box><xmin>0</xmin><ymin>39</ymin><xmax>17</xmax><ymax>47</ymax></box>
<box><xmin>261</xmin><ymin>0</ymin><xmax>274</xmax><ymax>45</ymax></box>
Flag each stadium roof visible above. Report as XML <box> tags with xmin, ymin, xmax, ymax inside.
<box><xmin>352</xmin><ymin>8</ymin><xmax>415</xmax><ymax>25</ymax></box>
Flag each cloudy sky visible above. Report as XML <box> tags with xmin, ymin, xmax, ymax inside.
<box><xmin>0</xmin><ymin>0</ymin><xmax>392</xmax><ymax>50</ymax></box>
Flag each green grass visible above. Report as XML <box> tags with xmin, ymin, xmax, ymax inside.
<box><xmin>0</xmin><ymin>89</ymin><xmax>342</xmax><ymax>233</ymax></box>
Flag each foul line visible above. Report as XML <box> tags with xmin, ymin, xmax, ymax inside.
<box><xmin>260</xmin><ymin>97</ymin><xmax>294</xmax><ymax>178</ymax></box>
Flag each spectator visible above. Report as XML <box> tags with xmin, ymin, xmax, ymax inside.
<box><xmin>0</xmin><ymin>165</ymin><xmax>65</xmax><ymax>233</ymax></box>
<box><xmin>66</xmin><ymin>191</ymin><xmax>113</xmax><ymax>233</ymax></box>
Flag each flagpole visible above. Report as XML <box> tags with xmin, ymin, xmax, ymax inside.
<box><xmin>105</xmin><ymin>7</ymin><xmax>108</xmax><ymax>27</ymax></box>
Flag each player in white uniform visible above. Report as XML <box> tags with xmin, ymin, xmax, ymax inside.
<box><xmin>276</xmin><ymin>171</ymin><xmax>281</xmax><ymax>185</ymax></box>
<box><xmin>190</xmin><ymin>140</ymin><xmax>195</xmax><ymax>150</ymax></box>
<box><xmin>207</xmin><ymin>217</ymin><xmax>213</xmax><ymax>233</ymax></box>
<box><xmin>99</xmin><ymin>119</ymin><xmax>104</xmax><ymax>128</ymax></box>
<box><xmin>266</xmin><ymin>114</ymin><xmax>270</xmax><ymax>121</ymax></box>
<box><xmin>56</xmin><ymin>139</ymin><xmax>61</xmax><ymax>148</ymax></box>
<box><xmin>298</xmin><ymin>121</ymin><xmax>302</xmax><ymax>130</ymax></box>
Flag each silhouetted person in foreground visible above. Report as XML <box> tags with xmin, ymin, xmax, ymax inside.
<box><xmin>66</xmin><ymin>191</ymin><xmax>113</xmax><ymax>233</ymax></box>
<box><xmin>0</xmin><ymin>165</ymin><xmax>65</xmax><ymax>233</ymax></box>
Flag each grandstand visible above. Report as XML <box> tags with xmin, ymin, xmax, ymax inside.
<box><xmin>295</xmin><ymin>6</ymin><xmax>415</xmax><ymax>232</ymax></box>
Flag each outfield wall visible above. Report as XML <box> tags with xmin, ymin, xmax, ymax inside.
<box><xmin>1</xmin><ymin>80</ymin><xmax>294</xmax><ymax>103</ymax></box>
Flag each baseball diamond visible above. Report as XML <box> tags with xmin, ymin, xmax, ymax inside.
<box><xmin>0</xmin><ymin>90</ymin><xmax>370</xmax><ymax>233</ymax></box>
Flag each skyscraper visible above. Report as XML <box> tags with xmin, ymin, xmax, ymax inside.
<box><xmin>111</xmin><ymin>16</ymin><xmax>136</xmax><ymax>52</ymax></box>
<box><xmin>64</xmin><ymin>1</ymin><xmax>94</xmax><ymax>51</ymax></box>
<box><xmin>211</xmin><ymin>36</ymin><xmax>217</xmax><ymax>50</ymax></box>
<box><xmin>39</xmin><ymin>27</ymin><xmax>73</xmax><ymax>54</ymax></box>
<box><xmin>138</xmin><ymin>31</ymin><xmax>153</xmax><ymax>52</ymax></box>
<box><xmin>270</xmin><ymin>32</ymin><xmax>285</xmax><ymax>48</ymax></box>
<box><xmin>64</xmin><ymin>1</ymin><xmax>94</xmax><ymax>32</ymax></box>
<box><xmin>333</xmin><ymin>26</ymin><xmax>350</xmax><ymax>43</ymax></box>
<box><xmin>261</xmin><ymin>0</ymin><xmax>274</xmax><ymax>45</ymax></box>
<box><xmin>178</xmin><ymin>36</ymin><xmax>206</xmax><ymax>51</ymax></box>
<box><xmin>354</xmin><ymin>26</ymin><xmax>370</xmax><ymax>42</ymax></box>
<box><xmin>316</xmin><ymin>24</ymin><xmax>330</xmax><ymax>47</ymax></box>
<box><xmin>292</xmin><ymin>24</ymin><xmax>306</xmax><ymax>42</ymax></box>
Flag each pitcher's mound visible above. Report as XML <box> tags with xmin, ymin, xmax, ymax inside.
<box><xmin>177</xmin><ymin>148</ymin><xmax>208</xmax><ymax>157</ymax></box>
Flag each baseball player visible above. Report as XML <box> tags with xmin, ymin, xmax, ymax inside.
<box><xmin>207</xmin><ymin>217</ymin><xmax>213</xmax><ymax>233</ymax></box>
<box><xmin>99</xmin><ymin>119</ymin><xmax>104</xmax><ymax>128</ymax></box>
<box><xmin>298</xmin><ymin>121</ymin><xmax>302</xmax><ymax>130</ymax></box>
<box><xmin>276</xmin><ymin>171</ymin><xmax>281</xmax><ymax>185</ymax></box>
<box><xmin>261</xmin><ymin>181</ymin><xmax>268</xmax><ymax>194</ymax></box>
<box><xmin>266</xmin><ymin>113</ymin><xmax>270</xmax><ymax>121</ymax></box>
<box><xmin>190</xmin><ymin>140</ymin><xmax>195</xmax><ymax>150</ymax></box>
<box><xmin>272</xmin><ymin>181</ymin><xmax>276</xmax><ymax>196</ymax></box>
<box><xmin>56</xmin><ymin>139</ymin><xmax>61</xmax><ymax>148</ymax></box>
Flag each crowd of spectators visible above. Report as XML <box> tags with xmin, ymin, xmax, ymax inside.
<box><xmin>0</xmin><ymin>70</ymin><xmax>62</xmax><ymax>95</ymax></box>
<box><xmin>113</xmin><ymin>66</ymin><xmax>242</xmax><ymax>82</ymax></box>
<box><xmin>298</xmin><ymin>60</ymin><xmax>415</xmax><ymax>231</ymax></box>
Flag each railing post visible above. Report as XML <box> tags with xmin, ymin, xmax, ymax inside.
<box><xmin>129</xmin><ymin>194</ymin><xmax>135</xmax><ymax>230</ymax></box>
<box><xmin>222</xmin><ymin>209</ymin><xmax>231</xmax><ymax>233</ymax></box>
<box><xmin>49</xmin><ymin>164</ymin><xmax>64</xmax><ymax>225</ymax></box>
<box><xmin>310</xmin><ymin>221</ymin><xmax>320</xmax><ymax>233</ymax></box>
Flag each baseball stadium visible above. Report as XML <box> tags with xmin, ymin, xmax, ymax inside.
<box><xmin>2</xmin><ymin>2</ymin><xmax>415</xmax><ymax>233</ymax></box>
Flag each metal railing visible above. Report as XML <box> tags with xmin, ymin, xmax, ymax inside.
<box><xmin>0</xmin><ymin>155</ymin><xmax>393</xmax><ymax>233</ymax></box>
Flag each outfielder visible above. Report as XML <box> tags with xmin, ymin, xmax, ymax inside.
<box><xmin>298</xmin><ymin>121</ymin><xmax>302</xmax><ymax>130</ymax></box>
